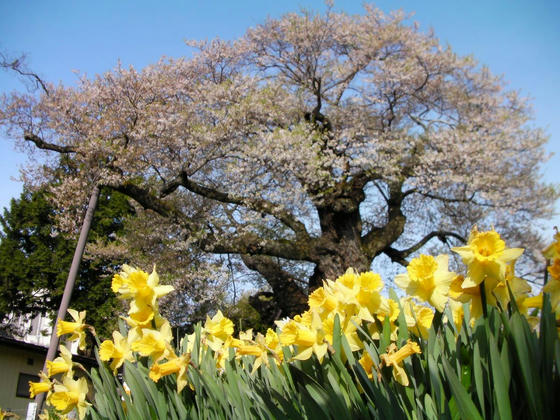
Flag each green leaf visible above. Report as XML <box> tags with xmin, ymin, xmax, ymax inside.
<box><xmin>488</xmin><ymin>333</ymin><xmax>512</xmax><ymax>420</ymax></box>
<box><xmin>442</xmin><ymin>357</ymin><xmax>483</xmax><ymax>420</ymax></box>
<box><xmin>510</xmin><ymin>313</ymin><xmax>542</xmax><ymax>419</ymax></box>
<box><xmin>472</xmin><ymin>336</ymin><xmax>486</xmax><ymax>417</ymax></box>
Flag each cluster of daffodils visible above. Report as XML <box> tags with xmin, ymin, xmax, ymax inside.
<box><xmin>28</xmin><ymin>228</ymin><xmax>555</xmax><ymax>419</ymax></box>
<box><xmin>393</xmin><ymin>227</ymin><xmax>544</xmax><ymax>332</ymax></box>
<box><xmin>450</xmin><ymin>227</ymin><xmax>542</xmax><ymax>327</ymax></box>
<box><xmin>28</xmin><ymin>309</ymin><xmax>91</xmax><ymax>419</ymax></box>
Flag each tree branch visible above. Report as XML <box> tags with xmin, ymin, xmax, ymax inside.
<box><xmin>111</xmin><ymin>181</ymin><xmax>186</xmax><ymax>223</ymax></box>
<box><xmin>199</xmin><ymin>232</ymin><xmax>311</xmax><ymax>262</ymax></box>
<box><xmin>383</xmin><ymin>247</ymin><xmax>411</xmax><ymax>267</ymax></box>
<box><xmin>383</xmin><ymin>230</ymin><xmax>467</xmax><ymax>266</ymax></box>
<box><xmin>0</xmin><ymin>52</ymin><xmax>50</xmax><ymax>95</ymax></box>
<box><xmin>414</xmin><ymin>190</ymin><xmax>476</xmax><ymax>203</ymax></box>
<box><xmin>362</xmin><ymin>181</ymin><xmax>407</xmax><ymax>257</ymax></box>
<box><xmin>23</xmin><ymin>132</ymin><xmax>75</xmax><ymax>154</ymax></box>
<box><xmin>161</xmin><ymin>170</ymin><xmax>310</xmax><ymax>238</ymax></box>
<box><xmin>110</xmin><ymin>177</ymin><xmax>313</xmax><ymax>264</ymax></box>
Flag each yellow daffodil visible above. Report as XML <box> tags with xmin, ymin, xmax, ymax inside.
<box><xmin>131</xmin><ymin>320</ymin><xmax>173</xmax><ymax>362</ymax></box>
<box><xmin>543</xmin><ymin>277</ymin><xmax>560</xmax><ymax>310</ymax></box>
<box><xmin>1</xmin><ymin>408</ymin><xmax>18</xmax><ymax>420</ymax></box>
<box><xmin>264</xmin><ymin>328</ymin><xmax>284</xmax><ymax>364</ymax></box>
<box><xmin>212</xmin><ymin>336</ymin><xmax>236</xmax><ymax>370</ymax></box>
<box><xmin>236</xmin><ymin>342</ymin><xmax>263</xmax><ymax>357</ymax></box>
<box><xmin>517</xmin><ymin>294</ymin><xmax>542</xmax><ymax>314</ymax></box>
<box><xmin>112</xmin><ymin>265</ymin><xmax>174</xmax><ymax>306</ymax></box>
<box><xmin>324</xmin><ymin>269</ymin><xmax>383</xmax><ymax>323</ymax></box>
<box><xmin>229</xmin><ymin>328</ymin><xmax>255</xmax><ymax>349</ymax></box>
<box><xmin>452</xmin><ymin>227</ymin><xmax>523</xmax><ymax>288</ymax></box>
<box><xmin>180</xmin><ymin>331</ymin><xmax>198</xmax><ymax>356</ymax></box>
<box><xmin>547</xmin><ymin>258</ymin><xmax>560</xmax><ymax>281</ymax></box>
<box><xmin>56</xmin><ymin>309</ymin><xmax>87</xmax><ymax>351</ymax></box>
<box><xmin>543</xmin><ymin>231</ymin><xmax>560</xmax><ymax>260</ymax></box>
<box><xmin>233</xmin><ymin>331</ymin><xmax>280</xmax><ymax>373</ymax></box>
<box><xmin>369</xmin><ymin>298</ymin><xmax>399</xmax><ymax>341</ymax></box>
<box><xmin>358</xmin><ymin>351</ymin><xmax>377</xmax><ymax>380</ymax></box>
<box><xmin>323</xmin><ymin>313</ymin><xmax>364</xmax><ymax>358</ymax></box>
<box><xmin>376</xmin><ymin>298</ymin><xmax>400</xmax><ymax>324</ymax></box>
<box><xmin>279</xmin><ymin>311</ymin><xmax>329</xmax><ymax>362</ymax></box>
<box><xmin>48</xmin><ymin>376</ymin><xmax>91</xmax><ymax>419</ymax></box>
<box><xmin>395</xmin><ymin>254</ymin><xmax>455</xmax><ymax>312</ymax></box>
<box><xmin>123</xmin><ymin>299</ymin><xmax>156</xmax><ymax>329</ymax></box>
<box><xmin>400</xmin><ymin>298</ymin><xmax>434</xmax><ymax>338</ymax></box>
<box><xmin>47</xmin><ymin>345</ymin><xmax>74</xmax><ymax>378</ymax></box>
<box><xmin>448</xmin><ymin>300</ymin><xmax>465</xmax><ymax>333</ymax></box>
<box><xmin>29</xmin><ymin>371</ymin><xmax>52</xmax><ymax>398</ymax></box>
<box><xmin>149</xmin><ymin>353</ymin><xmax>191</xmax><ymax>393</ymax></box>
<box><xmin>492</xmin><ymin>265</ymin><xmax>533</xmax><ymax>310</ymax></box>
<box><xmin>308</xmin><ymin>287</ymin><xmax>338</xmax><ymax>316</ymax></box>
<box><xmin>204</xmin><ymin>310</ymin><xmax>234</xmax><ymax>351</ymax></box>
<box><xmin>379</xmin><ymin>340</ymin><xmax>421</xmax><ymax>386</ymax></box>
<box><xmin>448</xmin><ymin>274</ymin><xmax>487</xmax><ymax>323</ymax></box>
<box><xmin>99</xmin><ymin>331</ymin><xmax>135</xmax><ymax>374</ymax></box>
<box><xmin>450</xmin><ymin>264</ymin><xmax>532</xmax><ymax>324</ymax></box>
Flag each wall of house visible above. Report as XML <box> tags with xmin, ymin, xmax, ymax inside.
<box><xmin>0</xmin><ymin>343</ymin><xmax>44</xmax><ymax>418</ymax></box>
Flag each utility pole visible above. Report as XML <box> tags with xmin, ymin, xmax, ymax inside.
<box><xmin>33</xmin><ymin>185</ymin><xmax>100</xmax><ymax>418</ymax></box>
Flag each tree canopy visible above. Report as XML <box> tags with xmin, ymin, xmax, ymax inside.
<box><xmin>0</xmin><ymin>5</ymin><xmax>556</xmax><ymax>319</ymax></box>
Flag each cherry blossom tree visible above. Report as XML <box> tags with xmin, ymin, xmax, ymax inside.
<box><xmin>1</xmin><ymin>5</ymin><xmax>556</xmax><ymax>319</ymax></box>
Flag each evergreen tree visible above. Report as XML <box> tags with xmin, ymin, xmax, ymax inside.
<box><xmin>0</xmin><ymin>187</ymin><xmax>134</xmax><ymax>344</ymax></box>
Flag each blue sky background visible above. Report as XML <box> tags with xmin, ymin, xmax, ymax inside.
<box><xmin>0</xmin><ymin>0</ymin><xmax>559</xmax><ymax>234</ymax></box>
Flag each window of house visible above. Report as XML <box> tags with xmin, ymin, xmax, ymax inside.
<box><xmin>16</xmin><ymin>373</ymin><xmax>39</xmax><ymax>398</ymax></box>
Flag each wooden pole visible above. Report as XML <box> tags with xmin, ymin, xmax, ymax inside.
<box><xmin>34</xmin><ymin>184</ymin><xmax>100</xmax><ymax>417</ymax></box>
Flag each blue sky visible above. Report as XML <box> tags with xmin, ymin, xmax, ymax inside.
<box><xmin>1</xmin><ymin>0</ymin><xmax>559</xmax><ymax>233</ymax></box>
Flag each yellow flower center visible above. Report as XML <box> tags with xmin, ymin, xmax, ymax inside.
<box><xmin>57</xmin><ymin>321</ymin><xmax>83</xmax><ymax>336</ymax></box>
<box><xmin>49</xmin><ymin>390</ymin><xmax>79</xmax><ymax>413</ymax></box>
<box><xmin>149</xmin><ymin>358</ymin><xmax>182</xmax><ymax>382</ymax></box>
<box><xmin>29</xmin><ymin>381</ymin><xmax>51</xmax><ymax>398</ymax></box>
<box><xmin>237</xmin><ymin>344</ymin><xmax>263</xmax><ymax>357</ymax></box>
<box><xmin>295</xmin><ymin>328</ymin><xmax>316</xmax><ymax>347</ymax></box>
<box><xmin>408</xmin><ymin>255</ymin><xmax>437</xmax><ymax>288</ymax></box>
<box><xmin>47</xmin><ymin>361</ymin><xmax>70</xmax><ymax>377</ymax></box>
<box><xmin>472</xmin><ymin>231</ymin><xmax>504</xmax><ymax>259</ymax></box>
<box><xmin>337</xmin><ymin>269</ymin><xmax>358</xmax><ymax>288</ymax></box>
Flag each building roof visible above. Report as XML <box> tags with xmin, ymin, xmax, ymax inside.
<box><xmin>0</xmin><ymin>335</ymin><xmax>98</xmax><ymax>369</ymax></box>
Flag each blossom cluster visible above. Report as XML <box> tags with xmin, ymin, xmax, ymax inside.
<box><xmin>29</xmin><ymin>227</ymin><xmax>552</xmax><ymax>419</ymax></box>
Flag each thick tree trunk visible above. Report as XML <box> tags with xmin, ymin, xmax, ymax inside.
<box><xmin>308</xmin><ymin>197</ymin><xmax>370</xmax><ymax>289</ymax></box>
<box><xmin>242</xmin><ymin>255</ymin><xmax>308</xmax><ymax>323</ymax></box>
<box><xmin>245</xmin><ymin>191</ymin><xmax>376</xmax><ymax>321</ymax></box>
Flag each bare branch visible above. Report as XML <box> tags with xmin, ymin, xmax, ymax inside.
<box><xmin>383</xmin><ymin>247</ymin><xmax>410</xmax><ymax>267</ymax></box>
<box><xmin>0</xmin><ymin>52</ymin><xmax>50</xmax><ymax>95</ymax></box>
<box><xmin>383</xmin><ymin>230</ymin><xmax>467</xmax><ymax>265</ymax></box>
